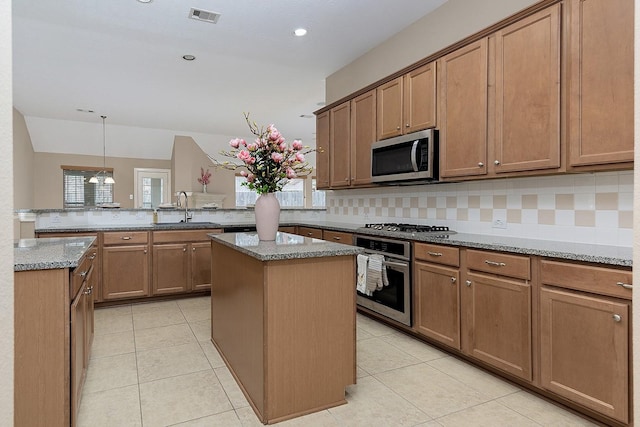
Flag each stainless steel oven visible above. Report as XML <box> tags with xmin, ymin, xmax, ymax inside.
<box><xmin>354</xmin><ymin>234</ymin><xmax>412</xmax><ymax>326</ymax></box>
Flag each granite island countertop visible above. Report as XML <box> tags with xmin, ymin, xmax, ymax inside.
<box><xmin>210</xmin><ymin>232</ymin><xmax>363</xmax><ymax>262</ymax></box>
<box><xmin>14</xmin><ymin>236</ymin><xmax>96</xmax><ymax>272</ymax></box>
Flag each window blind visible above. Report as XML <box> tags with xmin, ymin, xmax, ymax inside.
<box><xmin>63</xmin><ymin>168</ymin><xmax>114</xmax><ymax>208</ymax></box>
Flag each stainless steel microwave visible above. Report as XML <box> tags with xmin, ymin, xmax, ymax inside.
<box><xmin>371</xmin><ymin>129</ymin><xmax>438</xmax><ymax>183</ymax></box>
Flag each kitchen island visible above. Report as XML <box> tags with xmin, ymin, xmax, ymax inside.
<box><xmin>209</xmin><ymin>232</ymin><xmax>362</xmax><ymax>424</ymax></box>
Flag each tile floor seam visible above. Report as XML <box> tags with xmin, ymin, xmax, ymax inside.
<box><xmin>130</xmin><ymin>322</ymin><xmax>146</xmax><ymax>427</ymax></box>
<box><xmin>492</xmin><ymin>397</ymin><xmax>547</xmax><ymax>426</ymax></box>
<box><xmin>137</xmin><ymin>366</ymin><xmax>215</xmax><ymax>385</ymax></box>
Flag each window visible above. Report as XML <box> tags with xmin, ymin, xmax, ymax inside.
<box><xmin>312</xmin><ymin>178</ymin><xmax>326</xmax><ymax>208</ymax></box>
<box><xmin>235</xmin><ymin>176</ymin><xmax>305</xmax><ymax>208</ymax></box>
<box><xmin>62</xmin><ymin>167</ymin><xmax>114</xmax><ymax>208</ymax></box>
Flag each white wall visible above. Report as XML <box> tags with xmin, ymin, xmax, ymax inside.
<box><xmin>326</xmin><ymin>0</ymin><xmax>539</xmax><ymax>102</ymax></box>
<box><xmin>1</xmin><ymin>0</ymin><xmax>14</xmax><ymax>422</ymax></box>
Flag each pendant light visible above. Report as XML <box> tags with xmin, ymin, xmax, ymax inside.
<box><xmin>89</xmin><ymin>115</ymin><xmax>115</xmax><ymax>184</ymax></box>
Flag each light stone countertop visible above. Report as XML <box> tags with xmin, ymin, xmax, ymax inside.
<box><xmin>210</xmin><ymin>232</ymin><xmax>363</xmax><ymax>261</ymax></box>
<box><xmin>33</xmin><ymin>220</ymin><xmax>632</xmax><ymax>267</ymax></box>
<box><xmin>14</xmin><ymin>236</ymin><xmax>96</xmax><ymax>272</ymax></box>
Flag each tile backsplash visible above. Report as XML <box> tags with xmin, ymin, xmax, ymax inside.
<box><xmin>325</xmin><ymin>171</ymin><xmax>633</xmax><ymax>247</ymax></box>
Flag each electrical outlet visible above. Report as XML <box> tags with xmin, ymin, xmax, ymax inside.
<box><xmin>492</xmin><ymin>219</ymin><xmax>507</xmax><ymax>229</ymax></box>
<box><xmin>51</xmin><ymin>213</ymin><xmax>60</xmax><ymax>224</ymax></box>
<box><xmin>129</xmin><ymin>194</ymin><xmax>134</xmax><ymax>200</ymax></box>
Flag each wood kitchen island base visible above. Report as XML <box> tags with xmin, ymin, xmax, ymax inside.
<box><xmin>210</xmin><ymin>233</ymin><xmax>360</xmax><ymax>424</ymax></box>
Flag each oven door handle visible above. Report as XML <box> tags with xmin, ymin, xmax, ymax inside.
<box><xmin>383</xmin><ymin>260</ymin><xmax>409</xmax><ymax>269</ymax></box>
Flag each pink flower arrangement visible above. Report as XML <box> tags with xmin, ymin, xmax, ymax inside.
<box><xmin>211</xmin><ymin>113</ymin><xmax>315</xmax><ymax>195</ymax></box>
<box><xmin>197</xmin><ymin>167</ymin><xmax>211</xmax><ymax>185</ymax></box>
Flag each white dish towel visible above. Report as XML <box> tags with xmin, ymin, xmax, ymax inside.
<box><xmin>356</xmin><ymin>254</ymin><xmax>368</xmax><ymax>295</ymax></box>
<box><xmin>366</xmin><ymin>254</ymin><xmax>387</xmax><ymax>295</ymax></box>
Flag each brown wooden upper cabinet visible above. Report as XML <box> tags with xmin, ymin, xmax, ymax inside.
<box><xmin>377</xmin><ymin>62</ymin><xmax>436</xmax><ymax>141</ymax></box>
<box><xmin>315</xmin><ymin>110</ymin><xmax>330</xmax><ymax>189</ymax></box>
<box><xmin>329</xmin><ymin>101</ymin><xmax>351</xmax><ymax>188</ymax></box>
<box><xmin>567</xmin><ymin>0</ymin><xmax>634</xmax><ymax>169</ymax></box>
<box><xmin>328</xmin><ymin>90</ymin><xmax>376</xmax><ymax>188</ymax></box>
<box><xmin>440</xmin><ymin>4</ymin><xmax>561</xmax><ymax>180</ymax></box>
<box><xmin>493</xmin><ymin>4</ymin><xmax>561</xmax><ymax>174</ymax></box>
<box><xmin>438</xmin><ymin>39</ymin><xmax>489</xmax><ymax>178</ymax></box>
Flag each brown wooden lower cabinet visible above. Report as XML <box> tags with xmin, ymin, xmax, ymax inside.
<box><xmin>152</xmin><ymin>230</ymin><xmax>221</xmax><ymax>296</ymax></box>
<box><xmin>296</xmin><ymin>226</ymin><xmax>323</xmax><ymax>239</ymax></box>
<box><xmin>539</xmin><ymin>259</ymin><xmax>632</xmax><ymax>424</ymax></box>
<box><xmin>15</xmin><ymin>249</ymin><xmax>96</xmax><ymax>427</ymax></box>
<box><xmin>102</xmin><ymin>244</ymin><xmax>150</xmax><ymax>300</ymax></box>
<box><xmin>414</xmin><ymin>261</ymin><xmax>460</xmax><ymax>350</ymax></box>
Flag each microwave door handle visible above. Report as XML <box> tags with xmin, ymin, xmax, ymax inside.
<box><xmin>411</xmin><ymin>140</ymin><xmax>420</xmax><ymax>171</ymax></box>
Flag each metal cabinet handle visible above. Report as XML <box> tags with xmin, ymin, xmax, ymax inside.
<box><xmin>193</xmin><ymin>247</ymin><xmax>196</xmax><ymax>252</ymax></box>
<box><xmin>333</xmin><ymin>237</ymin><xmax>341</xmax><ymax>241</ymax></box>
<box><xmin>451</xmin><ymin>277</ymin><xmax>456</xmax><ymax>283</ymax></box>
<box><xmin>79</xmin><ymin>270</ymin><xmax>88</xmax><ymax>278</ymax></box>
<box><xmin>183</xmin><ymin>248</ymin><xmax>187</xmax><ymax>252</ymax></box>
<box><xmin>405</xmin><ymin>123</ymin><xmax>410</xmax><ymax>128</ymax></box>
<box><xmin>465</xmin><ymin>280</ymin><xmax>472</xmax><ymax>287</ymax></box>
<box><xmin>478</xmin><ymin>162</ymin><xmax>484</xmax><ymax>167</ymax></box>
<box><xmin>427</xmin><ymin>251</ymin><xmax>443</xmax><ymax>257</ymax></box>
<box><xmin>144</xmin><ymin>249</ymin><xmax>148</xmax><ymax>254</ymax></box>
<box><xmin>494</xmin><ymin>160</ymin><xmax>501</xmax><ymax>165</ymax></box>
<box><xmin>121</xmin><ymin>236</ymin><xmax>132</xmax><ymax>240</ymax></box>
<box><xmin>616</xmin><ymin>281</ymin><xmax>633</xmax><ymax>290</ymax></box>
<box><xmin>89</xmin><ymin>254</ymin><xmax>96</xmax><ymax>260</ymax></box>
<box><xmin>485</xmin><ymin>260</ymin><xmax>506</xmax><ymax>267</ymax></box>
<box><xmin>613</xmin><ymin>314</ymin><xmax>622</xmax><ymax>322</ymax></box>
<box><xmin>396</xmin><ymin>126</ymin><xmax>401</xmax><ymax>130</ymax></box>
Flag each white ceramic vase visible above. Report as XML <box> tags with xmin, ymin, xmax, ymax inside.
<box><xmin>255</xmin><ymin>192</ymin><xmax>280</xmax><ymax>241</ymax></box>
<box><xmin>202</xmin><ymin>184</ymin><xmax>207</xmax><ymax>193</ymax></box>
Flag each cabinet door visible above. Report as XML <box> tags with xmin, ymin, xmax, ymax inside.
<box><xmin>376</xmin><ymin>76</ymin><xmax>403</xmax><ymax>140</ymax></box>
<box><xmin>414</xmin><ymin>262</ymin><xmax>460</xmax><ymax>349</ymax></box>
<box><xmin>439</xmin><ymin>40</ymin><xmax>488</xmax><ymax>178</ymax></box>
<box><xmin>85</xmin><ymin>262</ymin><xmax>95</xmax><ymax>364</ymax></box>
<box><xmin>315</xmin><ymin>110</ymin><xmax>331</xmax><ymax>189</ymax></box>
<box><xmin>191</xmin><ymin>242</ymin><xmax>212</xmax><ymax>292</ymax></box>
<box><xmin>153</xmin><ymin>243</ymin><xmax>189</xmax><ymax>295</ymax></box>
<box><xmin>102</xmin><ymin>245</ymin><xmax>149</xmax><ymax>300</ymax></box>
<box><xmin>71</xmin><ymin>282</ymin><xmax>87</xmax><ymax>427</ymax></box>
<box><xmin>464</xmin><ymin>272</ymin><xmax>532</xmax><ymax>381</ymax></box>
<box><xmin>350</xmin><ymin>90</ymin><xmax>376</xmax><ymax>186</ymax></box>
<box><xmin>494</xmin><ymin>4</ymin><xmax>560</xmax><ymax>173</ymax></box>
<box><xmin>404</xmin><ymin>62</ymin><xmax>436</xmax><ymax>133</ymax></box>
<box><xmin>567</xmin><ymin>0</ymin><xmax>634</xmax><ymax>167</ymax></box>
<box><xmin>540</xmin><ymin>287</ymin><xmax>629</xmax><ymax>423</ymax></box>
<box><xmin>322</xmin><ymin>230</ymin><xmax>353</xmax><ymax>244</ymax></box>
<box><xmin>329</xmin><ymin>101</ymin><xmax>351</xmax><ymax>188</ymax></box>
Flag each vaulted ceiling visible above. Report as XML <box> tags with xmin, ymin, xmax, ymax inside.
<box><xmin>13</xmin><ymin>0</ymin><xmax>447</xmax><ymax>157</ymax></box>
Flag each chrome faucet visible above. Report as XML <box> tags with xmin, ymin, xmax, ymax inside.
<box><xmin>178</xmin><ymin>191</ymin><xmax>192</xmax><ymax>223</ymax></box>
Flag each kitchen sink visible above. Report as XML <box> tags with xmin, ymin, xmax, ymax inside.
<box><xmin>152</xmin><ymin>221</ymin><xmax>221</xmax><ymax>228</ymax></box>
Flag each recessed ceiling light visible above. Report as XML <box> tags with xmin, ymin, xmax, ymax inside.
<box><xmin>293</xmin><ymin>28</ymin><xmax>307</xmax><ymax>37</ymax></box>
<box><xmin>299</xmin><ymin>114</ymin><xmax>313</xmax><ymax>119</ymax></box>
<box><xmin>137</xmin><ymin>0</ymin><xmax>152</xmax><ymax>3</ymax></box>
<box><xmin>182</xmin><ymin>54</ymin><xmax>196</xmax><ymax>61</ymax></box>
<box><xmin>316</xmin><ymin>102</ymin><xmax>326</xmax><ymax>106</ymax></box>
<box><xmin>76</xmin><ymin>108</ymin><xmax>95</xmax><ymax>113</ymax></box>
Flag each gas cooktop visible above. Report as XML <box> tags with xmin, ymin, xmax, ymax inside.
<box><xmin>362</xmin><ymin>223</ymin><xmax>453</xmax><ymax>233</ymax></box>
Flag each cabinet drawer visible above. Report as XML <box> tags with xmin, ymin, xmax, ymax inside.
<box><xmin>540</xmin><ymin>260</ymin><xmax>632</xmax><ymax>300</ymax></box>
<box><xmin>103</xmin><ymin>231</ymin><xmax>148</xmax><ymax>245</ymax></box>
<box><xmin>414</xmin><ymin>243</ymin><xmax>459</xmax><ymax>267</ymax></box>
<box><xmin>298</xmin><ymin>227</ymin><xmax>323</xmax><ymax>239</ymax></box>
<box><xmin>322</xmin><ymin>230</ymin><xmax>353</xmax><ymax>244</ymax></box>
<box><xmin>153</xmin><ymin>229</ymin><xmax>221</xmax><ymax>244</ymax></box>
<box><xmin>466</xmin><ymin>250</ymin><xmax>530</xmax><ymax>280</ymax></box>
<box><xmin>71</xmin><ymin>254</ymin><xmax>92</xmax><ymax>298</ymax></box>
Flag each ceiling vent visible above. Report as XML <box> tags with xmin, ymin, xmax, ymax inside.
<box><xmin>188</xmin><ymin>8</ymin><xmax>220</xmax><ymax>24</ymax></box>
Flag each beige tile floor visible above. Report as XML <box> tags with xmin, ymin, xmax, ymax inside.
<box><xmin>80</xmin><ymin>296</ymin><xmax>598</xmax><ymax>427</ymax></box>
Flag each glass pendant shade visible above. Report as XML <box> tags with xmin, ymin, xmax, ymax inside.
<box><xmin>90</xmin><ymin>115</ymin><xmax>115</xmax><ymax>184</ymax></box>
